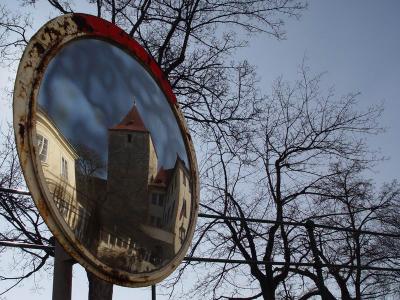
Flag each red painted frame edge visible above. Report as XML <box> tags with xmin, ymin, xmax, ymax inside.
<box><xmin>72</xmin><ymin>13</ymin><xmax>177</xmax><ymax>105</ymax></box>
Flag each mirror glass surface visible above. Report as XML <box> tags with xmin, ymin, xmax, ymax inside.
<box><xmin>35</xmin><ymin>38</ymin><xmax>191</xmax><ymax>273</ymax></box>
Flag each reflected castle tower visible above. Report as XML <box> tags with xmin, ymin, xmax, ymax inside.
<box><xmin>97</xmin><ymin>106</ymin><xmax>191</xmax><ymax>271</ymax></box>
<box><xmin>95</xmin><ymin>106</ymin><xmax>162</xmax><ymax>272</ymax></box>
<box><xmin>97</xmin><ymin>105</ymin><xmax>191</xmax><ymax>271</ymax></box>
<box><xmin>104</xmin><ymin>106</ymin><xmax>158</xmax><ymax>229</ymax></box>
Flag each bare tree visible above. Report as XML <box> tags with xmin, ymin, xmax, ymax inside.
<box><xmin>75</xmin><ymin>144</ymin><xmax>106</xmax><ymax>177</ymax></box>
<box><xmin>164</xmin><ymin>65</ymin><xmax>396</xmax><ymax>300</ymax></box>
<box><xmin>2</xmin><ymin>1</ymin><xmax>398</xmax><ymax>300</ymax></box>
<box><xmin>0</xmin><ymin>0</ymin><xmax>307</xmax><ymax>298</ymax></box>
<box><xmin>0</xmin><ymin>5</ymin><xmax>31</xmax><ymax>66</ymax></box>
<box><xmin>374</xmin><ymin>181</ymin><xmax>400</xmax><ymax>298</ymax></box>
<box><xmin>288</xmin><ymin>162</ymin><xmax>400</xmax><ymax>299</ymax></box>
<box><xmin>0</xmin><ymin>127</ymin><xmax>54</xmax><ymax>295</ymax></box>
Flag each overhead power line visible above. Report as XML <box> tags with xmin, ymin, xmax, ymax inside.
<box><xmin>0</xmin><ymin>240</ymin><xmax>53</xmax><ymax>250</ymax></box>
<box><xmin>0</xmin><ymin>187</ymin><xmax>31</xmax><ymax>196</ymax></box>
<box><xmin>1</xmin><ymin>187</ymin><xmax>400</xmax><ymax>239</ymax></box>
<box><xmin>0</xmin><ymin>240</ymin><xmax>398</xmax><ymax>273</ymax></box>
<box><xmin>198</xmin><ymin>213</ymin><xmax>400</xmax><ymax>239</ymax></box>
<box><xmin>184</xmin><ymin>256</ymin><xmax>400</xmax><ymax>272</ymax></box>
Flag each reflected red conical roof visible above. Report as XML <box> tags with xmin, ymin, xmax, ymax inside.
<box><xmin>152</xmin><ymin>167</ymin><xmax>174</xmax><ymax>186</ymax></box>
<box><xmin>110</xmin><ymin>105</ymin><xmax>148</xmax><ymax>132</ymax></box>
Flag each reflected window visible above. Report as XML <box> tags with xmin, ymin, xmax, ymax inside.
<box><xmin>151</xmin><ymin>193</ymin><xmax>164</xmax><ymax>206</ymax></box>
<box><xmin>37</xmin><ymin>134</ymin><xmax>48</xmax><ymax>162</ymax></box>
<box><xmin>179</xmin><ymin>226</ymin><xmax>186</xmax><ymax>244</ymax></box>
<box><xmin>158</xmin><ymin>195</ymin><xmax>164</xmax><ymax>206</ymax></box>
<box><xmin>180</xmin><ymin>199</ymin><xmax>187</xmax><ymax>220</ymax></box>
<box><xmin>61</xmin><ymin>157</ymin><xmax>68</xmax><ymax>180</ymax></box>
<box><xmin>151</xmin><ymin>194</ymin><xmax>157</xmax><ymax>205</ymax></box>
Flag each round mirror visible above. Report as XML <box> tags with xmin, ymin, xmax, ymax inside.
<box><xmin>13</xmin><ymin>14</ymin><xmax>198</xmax><ymax>286</ymax></box>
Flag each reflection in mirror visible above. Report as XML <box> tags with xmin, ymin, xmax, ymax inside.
<box><xmin>35</xmin><ymin>39</ymin><xmax>191</xmax><ymax>273</ymax></box>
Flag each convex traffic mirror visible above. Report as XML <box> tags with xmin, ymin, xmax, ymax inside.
<box><xmin>13</xmin><ymin>14</ymin><xmax>199</xmax><ymax>287</ymax></box>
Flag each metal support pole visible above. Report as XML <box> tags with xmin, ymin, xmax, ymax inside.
<box><xmin>52</xmin><ymin>241</ymin><xmax>75</xmax><ymax>300</ymax></box>
<box><xmin>152</xmin><ymin>285</ymin><xmax>156</xmax><ymax>300</ymax></box>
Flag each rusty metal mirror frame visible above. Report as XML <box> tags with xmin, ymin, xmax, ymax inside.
<box><xmin>13</xmin><ymin>13</ymin><xmax>199</xmax><ymax>287</ymax></box>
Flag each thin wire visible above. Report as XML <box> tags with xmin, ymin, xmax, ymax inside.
<box><xmin>183</xmin><ymin>256</ymin><xmax>400</xmax><ymax>272</ymax></box>
<box><xmin>198</xmin><ymin>204</ymin><xmax>400</xmax><ymax>239</ymax></box>
<box><xmin>1</xmin><ymin>187</ymin><xmax>399</xmax><ymax>238</ymax></box>
<box><xmin>0</xmin><ymin>187</ymin><xmax>31</xmax><ymax>196</ymax></box>
<box><xmin>0</xmin><ymin>240</ymin><xmax>398</xmax><ymax>272</ymax></box>
<box><xmin>0</xmin><ymin>240</ymin><xmax>53</xmax><ymax>250</ymax></box>
<box><xmin>198</xmin><ymin>213</ymin><xmax>400</xmax><ymax>238</ymax></box>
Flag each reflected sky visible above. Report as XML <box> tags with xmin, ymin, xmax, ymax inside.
<box><xmin>38</xmin><ymin>39</ymin><xmax>188</xmax><ymax>177</ymax></box>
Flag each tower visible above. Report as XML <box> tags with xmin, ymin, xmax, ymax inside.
<box><xmin>102</xmin><ymin>105</ymin><xmax>158</xmax><ymax>237</ymax></box>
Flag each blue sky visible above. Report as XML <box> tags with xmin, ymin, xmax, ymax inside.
<box><xmin>241</xmin><ymin>0</ymin><xmax>400</xmax><ymax>184</ymax></box>
<box><xmin>1</xmin><ymin>0</ymin><xmax>400</xmax><ymax>299</ymax></box>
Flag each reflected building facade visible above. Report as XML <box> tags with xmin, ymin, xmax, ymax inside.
<box><xmin>36</xmin><ymin>109</ymin><xmax>84</xmax><ymax>234</ymax></box>
<box><xmin>36</xmin><ymin>105</ymin><xmax>191</xmax><ymax>273</ymax></box>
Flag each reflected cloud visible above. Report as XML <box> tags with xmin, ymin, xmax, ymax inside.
<box><xmin>38</xmin><ymin>38</ymin><xmax>188</xmax><ymax>174</ymax></box>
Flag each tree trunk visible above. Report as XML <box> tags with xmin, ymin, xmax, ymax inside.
<box><xmin>305</xmin><ymin>221</ymin><xmax>336</xmax><ymax>300</ymax></box>
<box><xmin>87</xmin><ymin>271</ymin><xmax>113</xmax><ymax>300</ymax></box>
<box><xmin>260</xmin><ymin>280</ymin><xmax>275</xmax><ymax>300</ymax></box>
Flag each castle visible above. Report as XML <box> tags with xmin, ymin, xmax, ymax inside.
<box><xmin>36</xmin><ymin>105</ymin><xmax>191</xmax><ymax>272</ymax></box>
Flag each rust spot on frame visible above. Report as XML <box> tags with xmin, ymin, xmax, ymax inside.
<box><xmin>33</xmin><ymin>42</ymin><xmax>45</xmax><ymax>56</ymax></box>
<box><xmin>23</xmin><ymin>60</ymin><xmax>33</xmax><ymax>69</ymax></box>
<box><xmin>18</xmin><ymin>123</ymin><xmax>25</xmax><ymax>139</ymax></box>
<box><xmin>43</xmin><ymin>27</ymin><xmax>62</xmax><ymax>41</ymax></box>
<box><xmin>59</xmin><ymin>19</ymin><xmax>72</xmax><ymax>31</ymax></box>
<box><xmin>71</xmin><ymin>14</ymin><xmax>94</xmax><ymax>33</ymax></box>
